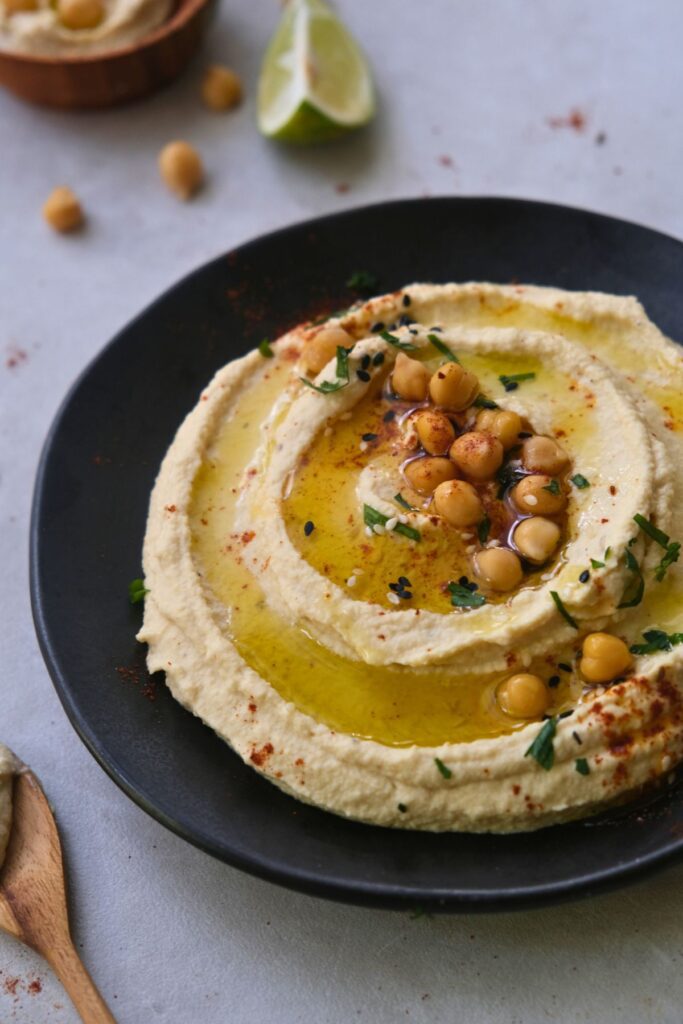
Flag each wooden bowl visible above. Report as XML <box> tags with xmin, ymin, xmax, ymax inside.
<box><xmin>0</xmin><ymin>0</ymin><xmax>217</xmax><ymax>109</ymax></box>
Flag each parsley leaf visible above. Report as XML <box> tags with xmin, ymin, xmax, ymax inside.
<box><xmin>629</xmin><ymin>628</ymin><xmax>683</xmax><ymax>655</ymax></box>
<box><xmin>654</xmin><ymin>541</ymin><xmax>681</xmax><ymax>583</ymax></box>
<box><xmin>575</xmin><ymin>758</ymin><xmax>590</xmax><ymax>776</ymax></box>
<box><xmin>496</xmin><ymin>462</ymin><xmax>526</xmax><ymax>498</ymax></box>
<box><xmin>128</xmin><ymin>578</ymin><xmax>149</xmax><ymax>605</ymax></box>
<box><xmin>590</xmin><ymin>558</ymin><xmax>605</xmax><ymax>570</ymax></box>
<box><xmin>499</xmin><ymin>372</ymin><xmax>536</xmax><ymax>392</ymax></box>
<box><xmin>550</xmin><ymin>590</ymin><xmax>579</xmax><ymax>629</ymax></box>
<box><xmin>571</xmin><ymin>474</ymin><xmax>590</xmax><ymax>489</ymax></box>
<box><xmin>434</xmin><ymin>757</ymin><xmax>452</xmax><ymax>779</ymax></box>
<box><xmin>618</xmin><ymin>549</ymin><xmax>645</xmax><ymax>608</ymax></box>
<box><xmin>477</xmin><ymin>514</ymin><xmax>491</xmax><ymax>545</ymax></box>
<box><xmin>543</xmin><ymin>479</ymin><xmax>560</xmax><ymax>495</ymax></box>
<box><xmin>447</xmin><ymin>581</ymin><xmax>486</xmax><ymax>608</ymax></box>
<box><xmin>525</xmin><ymin>716</ymin><xmax>557</xmax><ymax>771</ymax></box>
<box><xmin>394</xmin><ymin>492</ymin><xmax>416</xmax><ymax>512</ymax></box>
<box><xmin>258</xmin><ymin>338</ymin><xmax>273</xmax><ymax>358</ymax></box>
<box><xmin>363</xmin><ymin>504</ymin><xmax>421</xmax><ymax>542</ymax></box>
<box><xmin>380</xmin><ymin>329</ymin><xmax>418</xmax><ymax>352</ymax></box>
<box><xmin>346</xmin><ymin>270</ymin><xmax>378</xmax><ymax>293</ymax></box>
<box><xmin>427</xmin><ymin>333</ymin><xmax>459</xmax><ymax>362</ymax></box>
<box><xmin>299</xmin><ymin>344</ymin><xmax>351</xmax><ymax>394</ymax></box>
<box><xmin>472</xmin><ymin>395</ymin><xmax>499</xmax><ymax>410</ymax></box>
<box><xmin>633</xmin><ymin>513</ymin><xmax>670</xmax><ymax>549</ymax></box>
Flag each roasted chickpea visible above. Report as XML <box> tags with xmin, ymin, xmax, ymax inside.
<box><xmin>302</xmin><ymin>326</ymin><xmax>353</xmax><ymax>376</ymax></box>
<box><xmin>512</xmin><ymin>474</ymin><xmax>567</xmax><ymax>515</ymax></box>
<box><xmin>415</xmin><ymin>409</ymin><xmax>456</xmax><ymax>455</ymax></box>
<box><xmin>476</xmin><ymin>409</ymin><xmax>523</xmax><ymax>450</ymax></box>
<box><xmin>42</xmin><ymin>186</ymin><xmax>84</xmax><ymax>233</ymax></box>
<box><xmin>513</xmin><ymin>516</ymin><xmax>561</xmax><ymax>564</ymax></box>
<box><xmin>580</xmin><ymin>633</ymin><xmax>632</xmax><ymax>684</ymax></box>
<box><xmin>158</xmin><ymin>141</ymin><xmax>204</xmax><ymax>200</ymax></box>
<box><xmin>392</xmin><ymin>352</ymin><xmax>430</xmax><ymax>402</ymax></box>
<box><xmin>404</xmin><ymin>456</ymin><xmax>458</xmax><ymax>495</ymax></box>
<box><xmin>497</xmin><ymin>674</ymin><xmax>549</xmax><ymax>718</ymax></box>
<box><xmin>474</xmin><ymin>547</ymin><xmax>523</xmax><ymax>591</ymax></box>
<box><xmin>522</xmin><ymin>435</ymin><xmax>569</xmax><ymax>475</ymax></box>
<box><xmin>429</xmin><ymin>362</ymin><xmax>479</xmax><ymax>410</ymax></box>
<box><xmin>57</xmin><ymin>0</ymin><xmax>103</xmax><ymax>28</ymax></box>
<box><xmin>201</xmin><ymin>65</ymin><xmax>243</xmax><ymax>111</ymax></box>
<box><xmin>449</xmin><ymin>430</ymin><xmax>504</xmax><ymax>481</ymax></box>
<box><xmin>433</xmin><ymin>479</ymin><xmax>483</xmax><ymax>527</ymax></box>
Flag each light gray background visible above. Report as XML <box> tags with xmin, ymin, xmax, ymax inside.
<box><xmin>2</xmin><ymin>1</ymin><xmax>683</xmax><ymax>1021</ymax></box>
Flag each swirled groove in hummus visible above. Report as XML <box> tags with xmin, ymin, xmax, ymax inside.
<box><xmin>138</xmin><ymin>283</ymin><xmax>683</xmax><ymax>832</ymax></box>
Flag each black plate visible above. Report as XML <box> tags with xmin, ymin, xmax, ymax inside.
<box><xmin>30</xmin><ymin>198</ymin><xmax>683</xmax><ymax>911</ymax></box>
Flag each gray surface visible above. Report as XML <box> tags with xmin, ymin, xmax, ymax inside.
<box><xmin>2</xmin><ymin>0</ymin><xmax>683</xmax><ymax>1021</ymax></box>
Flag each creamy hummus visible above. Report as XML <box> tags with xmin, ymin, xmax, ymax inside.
<box><xmin>0</xmin><ymin>0</ymin><xmax>172</xmax><ymax>56</ymax></box>
<box><xmin>139</xmin><ymin>283</ymin><xmax>683</xmax><ymax>832</ymax></box>
<box><xmin>0</xmin><ymin>745</ymin><xmax>16</xmax><ymax>867</ymax></box>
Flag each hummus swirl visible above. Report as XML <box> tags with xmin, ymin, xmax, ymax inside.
<box><xmin>0</xmin><ymin>0</ymin><xmax>171</xmax><ymax>56</ymax></box>
<box><xmin>139</xmin><ymin>283</ymin><xmax>683</xmax><ymax>832</ymax></box>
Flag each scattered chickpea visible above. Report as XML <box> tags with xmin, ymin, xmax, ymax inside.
<box><xmin>392</xmin><ymin>352</ymin><xmax>430</xmax><ymax>402</ymax></box>
<box><xmin>302</xmin><ymin>326</ymin><xmax>353</xmax><ymax>376</ymax></box>
<box><xmin>476</xmin><ymin>408</ymin><xmax>523</xmax><ymax>450</ymax></box>
<box><xmin>158</xmin><ymin>141</ymin><xmax>204</xmax><ymax>200</ymax></box>
<box><xmin>474</xmin><ymin>547</ymin><xmax>523</xmax><ymax>592</ymax></box>
<box><xmin>512</xmin><ymin>474</ymin><xmax>567</xmax><ymax>515</ymax></box>
<box><xmin>497</xmin><ymin>673</ymin><xmax>549</xmax><ymax>718</ymax></box>
<box><xmin>42</xmin><ymin>186</ymin><xmax>84</xmax><ymax>233</ymax></box>
<box><xmin>414</xmin><ymin>409</ymin><xmax>455</xmax><ymax>455</ymax></box>
<box><xmin>404</xmin><ymin>456</ymin><xmax>458</xmax><ymax>495</ymax></box>
<box><xmin>429</xmin><ymin>362</ymin><xmax>479</xmax><ymax>410</ymax></box>
<box><xmin>57</xmin><ymin>0</ymin><xmax>103</xmax><ymax>29</ymax></box>
<box><xmin>580</xmin><ymin>633</ymin><xmax>632</xmax><ymax>684</ymax></box>
<box><xmin>201</xmin><ymin>65</ymin><xmax>243</xmax><ymax>111</ymax></box>
<box><xmin>522</xmin><ymin>435</ymin><xmax>570</xmax><ymax>475</ymax></box>
<box><xmin>433</xmin><ymin>479</ymin><xmax>483</xmax><ymax>527</ymax></box>
<box><xmin>512</xmin><ymin>516</ymin><xmax>561</xmax><ymax>564</ymax></box>
<box><xmin>449</xmin><ymin>430</ymin><xmax>504</xmax><ymax>481</ymax></box>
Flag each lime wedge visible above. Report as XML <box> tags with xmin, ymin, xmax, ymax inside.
<box><xmin>257</xmin><ymin>0</ymin><xmax>375</xmax><ymax>143</ymax></box>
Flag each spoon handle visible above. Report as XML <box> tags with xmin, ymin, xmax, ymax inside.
<box><xmin>46</xmin><ymin>940</ymin><xmax>117</xmax><ymax>1024</ymax></box>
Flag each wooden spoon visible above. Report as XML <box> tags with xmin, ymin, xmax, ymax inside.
<box><xmin>0</xmin><ymin>765</ymin><xmax>116</xmax><ymax>1023</ymax></box>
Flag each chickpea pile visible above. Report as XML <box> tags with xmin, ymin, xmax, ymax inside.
<box><xmin>392</xmin><ymin>349</ymin><xmax>569</xmax><ymax>594</ymax></box>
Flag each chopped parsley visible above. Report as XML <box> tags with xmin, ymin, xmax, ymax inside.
<box><xmin>128</xmin><ymin>578</ymin><xmax>148</xmax><ymax>605</ymax></box>
<box><xmin>346</xmin><ymin>270</ymin><xmax>378</xmax><ymax>293</ymax></box>
<box><xmin>543</xmin><ymin>478</ymin><xmax>560</xmax><ymax>495</ymax></box>
<box><xmin>434</xmin><ymin>757</ymin><xmax>452</xmax><ymax>780</ymax></box>
<box><xmin>447</xmin><ymin>581</ymin><xmax>486</xmax><ymax>608</ymax></box>
<box><xmin>380</xmin><ymin>329</ymin><xmax>418</xmax><ymax>352</ymax></box>
<box><xmin>477</xmin><ymin>514</ymin><xmax>491</xmax><ymax>545</ymax></box>
<box><xmin>550</xmin><ymin>590</ymin><xmax>579</xmax><ymax>629</ymax></box>
<box><xmin>472</xmin><ymin>394</ymin><xmax>499</xmax><ymax>410</ymax></box>
<box><xmin>394</xmin><ymin>492</ymin><xmax>416</xmax><ymax>512</ymax></box>
<box><xmin>363</xmin><ymin>504</ymin><xmax>421</xmax><ymax>542</ymax></box>
<box><xmin>499</xmin><ymin>372</ymin><xmax>536</xmax><ymax>392</ymax></box>
<box><xmin>427</xmin><ymin>333</ymin><xmax>459</xmax><ymax>363</ymax></box>
<box><xmin>655</xmin><ymin>542</ymin><xmax>681</xmax><ymax>582</ymax></box>
<box><xmin>605</xmin><ymin>547</ymin><xmax>612</xmax><ymax>560</ymax></box>
<box><xmin>618</xmin><ymin>549</ymin><xmax>645</xmax><ymax>608</ymax></box>
<box><xmin>300</xmin><ymin>344</ymin><xmax>351</xmax><ymax>394</ymax></box>
<box><xmin>633</xmin><ymin>513</ymin><xmax>670</xmax><ymax>549</ymax></box>
<box><xmin>525</xmin><ymin>716</ymin><xmax>557</xmax><ymax>771</ymax></box>
<box><xmin>575</xmin><ymin>758</ymin><xmax>590</xmax><ymax>776</ymax></box>
<box><xmin>629</xmin><ymin>629</ymin><xmax>683</xmax><ymax>655</ymax></box>
<box><xmin>496</xmin><ymin>462</ymin><xmax>526</xmax><ymax>498</ymax></box>
<box><xmin>590</xmin><ymin>558</ymin><xmax>605</xmax><ymax>570</ymax></box>
<box><xmin>571</xmin><ymin>474</ymin><xmax>590</xmax><ymax>489</ymax></box>
<box><xmin>258</xmin><ymin>337</ymin><xmax>273</xmax><ymax>358</ymax></box>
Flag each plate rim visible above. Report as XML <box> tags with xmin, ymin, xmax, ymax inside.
<box><xmin>29</xmin><ymin>194</ymin><xmax>683</xmax><ymax>911</ymax></box>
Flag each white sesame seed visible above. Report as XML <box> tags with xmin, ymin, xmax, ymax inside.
<box><xmin>466</xmin><ymin>544</ymin><xmax>477</xmax><ymax>553</ymax></box>
<box><xmin>347</xmin><ymin>576</ymin><xmax>357</xmax><ymax>587</ymax></box>
<box><xmin>359</xmin><ymin>440</ymin><xmax>368</xmax><ymax>452</ymax></box>
<box><xmin>524</xmin><ymin>494</ymin><xmax>538</xmax><ymax>506</ymax></box>
<box><xmin>365</xmin><ymin>526</ymin><xmax>373</xmax><ymax>537</ymax></box>
<box><xmin>352</xmin><ymin>567</ymin><xmax>365</xmax><ymax>576</ymax></box>
<box><xmin>387</xmin><ymin>592</ymin><xmax>400</xmax><ymax>605</ymax></box>
<box><xmin>487</xmin><ymin>539</ymin><xmax>502</xmax><ymax>548</ymax></box>
<box><xmin>373</xmin><ymin>524</ymin><xmax>385</xmax><ymax>535</ymax></box>
<box><xmin>385</xmin><ymin>516</ymin><xmax>398</xmax><ymax>531</ymax></box>
<box><xmin>398</xmin><ymin>514</ymin><xmax>408</xmax><ymax>524</ymax></box>
<box><xmin>540</xmin><ymin>571</ymin><xmax>553</xmax><ymax>580</ymax></box>
<box><xmin>340</xmin><ymin>411</ymin><xmax>352</xmax><ymax>421</ymax></box>
<box><xmin>461</xmin><ymin>533</ymin><xmax>473</xmax><ymax>541</ymax></box>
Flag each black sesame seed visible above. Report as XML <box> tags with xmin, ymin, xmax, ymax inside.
<box><xmin>362</xmin><ymin>432</ymin><xmax>378</xmax><ymax>442</ymax></box>
<box><xmin>399</xmin><ymin>590</ymin><xmax>413</xmax><ymax>600</ymax></box>
<box><xmin>356</xmin><ymin>369</ymin><xmax>371</xmax><ymax>382</ymax></box>
<box><xmin>304</xmin><ymin>521</ymin><xmax>315</xmax><ymax>536</ymax></box>
<box><xmin>398</xmin><ymin>576</ymin><xmax>411</xmax><ymax>587</ymax></box>
<box><xmin>466</xmin><ymin>582</ymin><xmax>479</xmax><ymax>592</ymax></box>
<box><xmin>518</xmin><ymin>431</ymin><xmax>532</xmax><ymax>439</ymax></box>
<box><xmin>408</xmin><ymin>328</ymin><xmax>419</xmax><ymax>335</ymax></box>
<box><xmin>572</xmin><ymin>730</ymin><xmax>583</xmax><ymax>745</ymax></box>
<box><xmin>429</xmin><ymin>325</ymin><xmax>443</xmax><ymax>332</ymax></box>
<box><xmin>370</xmin><ymin>322</ymin><xmax>385</xmax><ymax>333</ymax></box>
<box><xmin>361</xmin><ymin>353</ymin><xmax>371</xmax><ymax>369</ymax></box>
<box><xmin>579</xmin><ymin>570</ymin><xmax>590</xmax><ymax>583</ymax></box>
<box><xmin>383</xmin><ymin>409</ymin><xmax>395</xmax><ymax>422</ymax></box>
<box><xmin>373</xmin><ymin>351</ymin><xmax>385</xmax><ymax>366</ymax></box>
<box><xmin>389</xmin><ymin>582</ymin><xmax>400</xmax><ymax>592</ymax></box>
<box><xmin>558</xmin><ymin>662</ymin><xmax>572</xmax><ymax>672</ymax></box>
<box><xmin>504</xmin><ymin>381</ymin><xmax>519</xmax><ymax>392</ymax></box>
<box><xmin>388</xmin><ymin>322</ymin><xmax>397</xmax><ymax>330</ymax></box>
<box><xmin>458</xmin><ymin>575</ymin><xmax>469</xmax><ymax>586</ymax></box>
<box><xmin>398</xmin><ymin>802</ymin><xmax>408</xmax><ymax>812</ymax></box>
<box><xmin>548</xmin><ymin>675</ymin><xmax>561</xmax><ymax>688</ymax></box>
<box><xmin>398</xmin><ymin>314</ymin><xmax>415</xmax><ymax>327</ymax></box>
<box><xmin>402</xmin><ymin>294</ymin><xmax>412</xmax><ymax>307</ymax></box>
<box><xmin>559</xmin><ymin>709</ymin><xmax>574</xmax><ymax>719</ymax></box>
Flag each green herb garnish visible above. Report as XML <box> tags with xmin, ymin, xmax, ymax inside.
<box><xmin>654</xmin><ymin>542</ymin><xmax>681</xmax><ymax>582</ymax></box>
<box><xmin>496</xmin><ymin>463</ymin><xmax>526</xmax><ymax>498</ymax></box>
<box><xmin>575</xmin><ymin>758</ymin><xmax>590</xmax><ymax>776</ymax></box>
<box><xmin>590</xmin><ymin>558</ymin><xmax>605</xmax><ymax>570</ymax></box>
<box><xmin>447</xmin><ymin>581</ymin><xmax>487</xmax><ymax>608</ymax></box>
<box><xmin>346</xmin><ymin>270</ymin><xmax>378</xmax><ymax>293</ymax></box>
<box><xmin>550</xmin><ymin>590</ymin><xmax>578</xmax><ymax>629</ymax></box>
<box><xmin>427</xmin><ymin>333</ymin><xmax>459</xmax><ymax>363</ymax></box>
<box><xmin>477</xmin><ymin>514</ymin><xmax>491</xmax><ymax>545</ymax></box>
<box><xmin>258</xmin><ymin>337</ymin><xmax>273</xmax><ymax>358</ymax></box>
<box><xmin>543</xmin><ymin>479</ymin><xmax>560</xmax><ymax>495</ymax></box>
<box><xmin>363</xmin><ymin>504</ymin><xmax>421</xmax><ymax>542</ymax></box>
<box><xmin>394</xmin><ymin>492</ymin><xmax>416</xmax><ymax>512</ymax></box>
<box><xmin>499</xmin><ymin>372</ymin><xmax>536</xmax><ymax>391</ymax></box>
<box><xmin>605</xmin><ymin>547</ymin><xmax>612</xmax><ymax>560</ymax></box>
<box><xmin>571</xmin><ymin>474</ymin><xmax>590</xmax><ymax>489</ymax></box>
<box><xmin>633</xmin><ymin>513</ymin><xmax>670</xmax><ymax>549</ymax></box>
<box><xmin>472</xmin><ymin>394</ymin><xmax>499</xmax><ymax>410</ymax></box>
<box><xmin>629</xmin><ymin>628</ymin><xmax>683</xmax><ymax>655</ymax></box>
<box><xmin>300</xmin><ymin>344</ymin><xmax>351</xmax><ymax>394</ymax></box>
<box><xmin>434</xmin><ymin>757</ymin><xmax>452</xmax><ymax>780</ymax></box>
<box><xmin>128</xmin><ymin>578</ymin><xmax>148</xmax><ymax>605</ymax></box>
<box><xmin>618</xmin><ymin>549</ymin><xmax>645</xmax><ymax>608</ymax></box>
<box><xmin>525</xmin><ymin>716</ymin><xmax>557</xmax><ymax>771</ymax></box>
<box><xmin>380</xmin><ymin>329</ymin><xmax>418</xmax><ymax>352</ymax></box>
